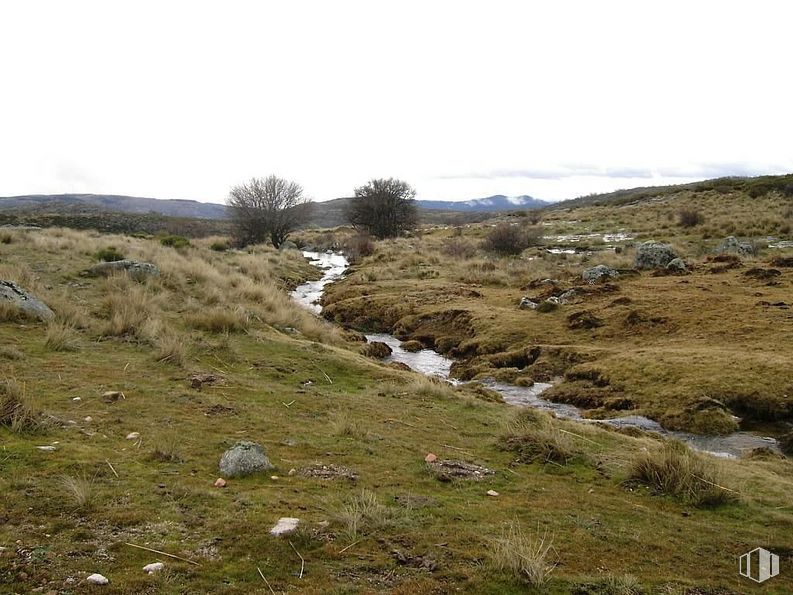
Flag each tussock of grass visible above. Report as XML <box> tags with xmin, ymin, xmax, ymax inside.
<box><xmin>330</xmin><ymin>410</ymin><xmax>368</xmax><ymax>440</ymax></box>
<box><xmin>501</xmin><ymin>409</ymin><xmax>578</xmax><ymax>465</ymax></box>
<box><xmin>44</xmin><ymin>321</ymin><xmax>79</xmax><ymax>351</ymax></box>
<box><xmin>0</xmin><ymin>378</ymin><xmax>43</xmax><ymax>433</ymax></box>
<box><xmin>186</xmin><ymin>307</ymin><xmax>249</xmax><ymax>333</ymax></box>
<box><xmin>0</xmin><ymin>345</ymin><xmax>23</xmax><ymax>360</ymax></box>
<box><xmin>334</xmin><ymin>489</ymin><xmax>404</xmax><ymax>542</ymax></box>
<box><xmin>100</xmin><ymin>277</ymin><xmax>157</xmax><ymax>337</ymax></box>
<box><xmin>150</xmin><ymin>434</ymin><xmax>184</xmax><ymax>463</ymax></box>
<box><xmin>0</xmin><ymin>300</ymin><xmax>33</xmax><ymax>323</ymax></box>
<box><xmin>491</xmin><ymin>520</ymin><xmax>555</xmax><ymax>587</ymax></box>
<box><xmin>60</xmin><ymin>475</ymin><xmax>96</xmax><ymax>510</ymax></box>
<box><xmin>627</xmin><ymin>441</ymin><xmax>737</xmax><ymax>506</ymax></box>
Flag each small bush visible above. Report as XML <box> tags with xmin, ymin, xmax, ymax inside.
<box><xmin>210</xmin><ymin>241</ymin><xmax>230</xmax><ymax>252</ymax></box>
<box><xmin>160</xmin><ymin>235</ymin><xmax>191</xmax><ymax>249</ymax></box>
<box><xmin>627</xmin><ymin>441</ymin><xmax>736</xmax><ymax>507</ymax></box>
<box><xmin>343</xmin><ymin>233</ymin><xmax>375</xmax><ymax>264</ymax></box>
<box><xmin>441</xmin><ymin>237</ymin><xmax>477</xmax><ymax>259</ymax></box>
<box><xmin>482</xmin><ymin>223</ymin><xmax>541</xmax><ymax>256</ymax></box>
<box><xmin>95</xmin><ymin>246</ymin><xmax>125</xmax><ymax>262</ymax></box>
<box><xmin>0</xmin><ymin>232</ymin><xmax>13</xmax><ymax>244</ymax></box>
<box><xmin>678</xmin><ymin>208</ymin><xmax>705</xmax><ymax>228</ymax></box>
<box><xmin>491</xmin><ymin>520</ymin><xmax>555</xmax><ymax>587</ymax></box>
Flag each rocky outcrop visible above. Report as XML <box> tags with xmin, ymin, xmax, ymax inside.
<box><xmin>715</xmin><ymin>236</ymin><xmax>755</xmax><ymax>257</ymax></box>
<box><xmin>0</xmin><ymin>281</ymin><xmax>54</xmax><ymax>320</ymax></box>
<box><xmin>666</xmin><ymin>258</ymin><xmax>688</xmax><ymax>273</ymax></box>
<box><xmin>634</xmin><ymin>242</ymin><xmax>679</xmax><ymax>269</ymax></box>
<box><xmin>360</xmin><ymin>341</ymin><xmax>392</xmax><ymax>359</ymax></box>
<box><xmin>86</xmin><ymin>260</ymin><xmax>160</xmax><ymax>279</ymax></box>
<box><xmin>582</xmin><ymin>265</ymin><xmax>619</xmax><ymax>283</ymax></box>
<box><xmin>219</xmin><ymin>441</ymin><xmax>274</xmax><ymax>477</ymax></box>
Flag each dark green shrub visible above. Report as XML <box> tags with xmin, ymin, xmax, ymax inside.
<box><xmin>160</xmin><ymin>235</ymin><xmax>191</xmax><ymax>248</ymax></box>
<box><xmin>95</xmin><ymin>246</ymin><xmax>125</xmax><ymax>262</ymax></box>
<box><xmin>678</xmin><ymin>208</ymin><xmax>705</xmax><ymax>227</ymax></box>
<box><xmin>210</xmin><ymin>241</ymin><xmax>229</xmax><ymax>252</ymax></box>
<box><xmin>481</xmin><ymin>223</ymin><xmax>541</xmax><ymax>256</ymax></box>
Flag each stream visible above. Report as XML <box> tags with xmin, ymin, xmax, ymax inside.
<box><xmin>292</xmin><ymin>250</ymin><xmax>779</xmax><ymax>458</ymax></box>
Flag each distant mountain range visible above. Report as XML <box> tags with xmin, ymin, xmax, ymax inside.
<box><xmin>0</xmin><ymin>193</ymin><xmax>547</xmax><ymax>221</ymax></box>
<box><xmin>417</xmin><ymin>195</ymin><xmax>547</xmax><ymax>212</ymax></box>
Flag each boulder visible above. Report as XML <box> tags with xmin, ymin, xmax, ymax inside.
<box><xmin>0</xmin><ymin>281</ymin><xmax>54</xmax><ymax>321</ymax></box>
<box><xmin>360</xmin><ymin>341</ymin><xmax>392</xmax><ymax>359</ymax></box>
<box><xmin>219</xmin><ymin>441</ymin><xmax>274</xmax><ymax>477</ymax></box>
<box><xmin>715</xmin><ymin>236</ymin><xmax>755</xmax><ymax>257</ymax></box>
<box><xmin>582</xmin><ymin>265</ymin><xmax>619</xmax><ymax>283</ymax></box>
<box><xmin>519</xmin><ymin>297</ymin><xmax>539</xmax><ymax>310</ymax></box>
<box><xmin>86</xmin><ymin>260</ymin><xmax>160</xmax><ymax>279</ymax></box>
<box><xmin>634</xmin><ymin>242</ymin><xmax>679</xmax><ymax>269</ymax></box>
<box><xmin>666</xmin><ymin>258</ymin><xmax>688</xmax><ymax>273</ymax></box>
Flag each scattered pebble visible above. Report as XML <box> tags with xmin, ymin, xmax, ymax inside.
<box><xmin>288</xmin><ymin>468</ymin><xmax>296</xmax><ymax>476</ymax></box>
<box><xmin>126</xmin><ymin>432</ymin><xmax>140</xmax><ymax>440</ymax></box>
<box><xmin>143</xmin><ymin>562</ymin><xmax>164</xmax><ymax>574</ymax></box>
<box><xmin>424</xmin><ymin>453</ymin><xmax>438</xmax><ymax>463</ymax></box>
<box><xmin>213</xmin><ymin>478</ymin><xmax>227</xmax><ymax>488</ymax></box>
<box><xmin>486</xmin><ymin>490</ymin><xmax>499</xmax><ymax>497</ymax></box>
<box><xmin>270</xmin><ymin>517</ymin><xmax>300</xmax><ymax>536</ymax></box>
<box><xmin>270</xmin><ymin>475</ymin><xmax>279</xmax><ymax>480</ymax></box>
<box><xmin>72</xmin><ymin>397</ymin><xmax>81</xmax><ymax>402</ymax></box>
<box><xmin>102</xmin><ymin>390</ymin><xmax>125</xmax><ymax>403</ymax></box>
<box><xmin>36</xmin><ymin>446</ymin><xmax>56</xmax><ymax>452</ymax></box>
<box><xmin>86</xmin><ymin>573</ymin><xmax>109</xmax><ymax>585</ymax></box>
<box><xmin>84</xmin><ymin>416</ymin><xmax>92</xmax><ymax>423</ymax></box>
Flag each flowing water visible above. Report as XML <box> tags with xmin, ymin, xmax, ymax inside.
<box><xmin>292</xmin><ymin>251</ymin><xmax>779</xmax><ymax>458</ymax></box>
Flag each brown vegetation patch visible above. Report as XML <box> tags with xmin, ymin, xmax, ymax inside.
<box><xmin>427</xmin><ymin>459</ymin><xmax>494</xmax><ymax>481</ymax></box>
<box><xmin>298</xmin><ymin>463</ymin><xmax>359</xmax><ymax>481</ymax></box>
<box><xmin>567</xmin><ymin>311</ymin><xmax>603</xmax><ymax>330</ymax></box>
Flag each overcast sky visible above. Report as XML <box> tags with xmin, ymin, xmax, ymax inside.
<box><xmin>2</xmin><ymin>1</ymin><xmax>792</xmax><ymax>203</ymax></box>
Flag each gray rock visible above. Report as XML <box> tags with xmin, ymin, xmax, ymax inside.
<box><xmin>519</xmin><ymin>297</ymin><xmax>538</xmax><ymax>310</ymax></box>
<box><xmin>279</xmin><ymin>240</ymin><xmax>298</xmax><ymax>251</ymax></box>
<box><xmin>219</xmin><ymin>441</ymin><xmax>274</xmax><ymax>477</ymax></box>
<box><xmin>666</xmin><ymin>257</ymin><xmax>687</xmax><ymax>273</ymax></box>
<box><xmin>0</xmin><ymin>280</ymin><xmax>54</xmax><ymax>320</ymax></box>
<box><xmin>634</xmin><ymin>242</ymin><xmax>679</xmax><ymax>269</ymax></box>
<box><xmin>558</xmin><ymin>289</ymin><xmax>580</xmax><ymax>304</ymax></box>
<box><xmin>716</xmin><ymin>236</ymin><xmax>755</xmax><ymax>256</ymax></box>
<box><xmin>86</xmin><ymin>260</ymin><xmax>160</xmax><ymax>279</ymax></box>
<box><xmin>582</xmin><ymin>265</ymin><xmax>619</xmax><ymax>283</ymax></box>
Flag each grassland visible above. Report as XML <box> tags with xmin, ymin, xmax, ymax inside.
<box><xmin>1</xmin><ymin>222</ymin><xmax>793</xmax><ymax>593</ymax></box>
<box><xmin>317</xmin><ymin>186</ymin><xmax>793</xmax><ymax>436</ymax></box>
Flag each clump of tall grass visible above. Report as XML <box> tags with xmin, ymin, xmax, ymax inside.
<box><xmin>60</xmin><ymin>475</ymin><xmax>96</xmax><ymax>511</ymax></box>
<box><xmin>627</xmin><ymin>441</ymin><xmax>737</xmax><ymax>506</ymax></box>
<box><xmin>186</xmin><ymin>307</ymin><xmax>249</xmax><ymax>333</ymax></box>
<box><xmin>330</xmin><ymin>410</ymin><xmax>368</xmax><ymax>440</ymax></box>
<box><xmin>491</xmin><ymin>520</ymin><xmax>556</xmax><ymax>588</ymax></box>
<box><xmin>334</xmin><ymin>489</ymin><xmax>404</xmax><ymax>542</ymax></box>
<box><xmin>149</xmin><ymin>433</ymin><xmax>184</xmax><ymax>463</ymax></box>
<box><xmin>44</xmin><ymin>321</ymin><xmax>79</xmax><ymax>351</ymax></box>
<box><xmin>500</xmin><ymin>409</ymin><xmax>578</xmax><ymax>465</ymax></box>
<box><xmin>0</xmin><ymin>378</ymin><xmax>43</xmax><ymax>433</ymax></box>
<box><xmin>95</xmin><ymin>246</ymin><xmax>126</xmax><ymax>262</ymax></box>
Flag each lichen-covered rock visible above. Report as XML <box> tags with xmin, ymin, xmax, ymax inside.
<box><xmin>86</xmin><ymin>260</ymin><xmax>160</xmax><ymax>279</ymax></box>
<box><xmin>0</xmin><ymin>280</ymin><xmax>54</xmax><ymax>320</ymax></box>
<box><xmin>519</xmin><ymin>297</ymin><xmax>538</xmax><ymax>310</ymax></box>
<box><xmin>716</xmin><ymin>236</ymin><xmax>755</xmax><ymax>257</ymax></box>
<box><xmin>634</xmin><ymin>242</ymin><xmax>679</xmax><ymax>269</ymax></box>
<box><xmin>666</xmin><ymin>258</ymin><xmax>688</xmax><ymax>273</ymax></box>
<box><xmin>582</xmin><ymin>265</ymin><xmax>620</xmax><ymax>283</ymax></box>
<box><xmin>219</xmin><ymin>441</ymin><xmax>273</xmax><ymax>477</ymax></box>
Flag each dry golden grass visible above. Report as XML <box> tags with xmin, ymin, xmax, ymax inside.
<box><xmin>44</xmin><ymin>321</ymin><xmax>79</xmax><ymax>352</ymax></box>
<box><xmin>501</xmin><ymin>409</ymin><xmax>579</xmax><ymax>465</ymax></box>
<box><xmin>0</xmin><ymin>378</ymin><xmax>42</xmax><ymax>433</ymax></box>
<box><xmin>60</xmin><ymin>475</ymin><xmax>96</xmax><ymax>510</ymax></box>
<box><xmin>491</xmin><ymin>520</ymin><xmax>556</xmax><ymax>588</ymax></box>
<box><xmin>627</xmin><ymin>441</ymin><xmax>737</xmax><ymax>507</ymax></box>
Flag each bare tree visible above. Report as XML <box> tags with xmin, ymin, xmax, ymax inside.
<box><xmin>344</xmin><ymin>178</ymin><xmax>418</xmax><ymax>239</ymax></box>
<box><xmin>227</xmin><ymin>176</ymin><xmax>313</xmax><ymax>247</ymax></box>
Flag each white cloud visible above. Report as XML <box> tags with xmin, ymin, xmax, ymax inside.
<box><xmin>1</xmin><ymin>1</ymin><xmax>791</xmax><ymax>203</ymax></box>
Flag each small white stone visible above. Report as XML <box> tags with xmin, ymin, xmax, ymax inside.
<box><xmin>143</xmin><ymin>562</ymin><xmax>164</xmax><ymax>574</ymax></box>
<box><xmin>72</xmin><ymin>397</ymin><xmax>82</xmax><ymax>402</ymax></box>
<box><xmin>36</xmin><ymin>446</ymin><xmax>56</xmax><ymax>452</ymax></box>
<box><xmin>126</xmin><ymin>432</ymin><xmax>140</xmax><ymax>440</ymax></box>
<box><xmin>486</xmin><ymin>490</ymin><xmax>499</xmax><ymax>497</ymax></box>
<box><xmin>86</xmin><ymin>573</ymin><xmax>109</xmax><ymax>585</ymax></box>
<box><xmin>84</xmin><ymin>416</ymin><xmax>92</xmax><ymax>423</ymax></box>
<box><xmin>270</xmin><ymin>517</ymin><xmax>300</xmax><ymax>536</ymax></box>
